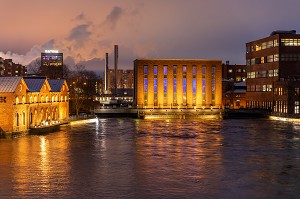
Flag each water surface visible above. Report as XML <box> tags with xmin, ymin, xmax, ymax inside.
<box><xmin>0</xmin><ymin>118</ymin><xmax>299</xmax><ymax>198</ymax></box>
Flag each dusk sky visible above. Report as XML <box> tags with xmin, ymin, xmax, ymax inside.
<box><xmin>1</xmin><ymin>0</ymin><xmax>300</xmax><ymax>72</ymax></box>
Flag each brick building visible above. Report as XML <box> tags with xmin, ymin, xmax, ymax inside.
<box><xmin>246</xmin><ymin>30</ymin><xmax>300</xmax><ymax>114</ymax></box>
<box><xmin>0</xmin><ymin>57</ymin><xmax>27</xmax><ymax>76</ymax></box>
<box><xmin>0</xmin><ymin>76</ymin><xmax>69</xmax><ymax>133</ymax></box>
<box><xmin>134</xmin><ymin>59</ymin><xmax>222</xmax><ymax>109</ymax></box>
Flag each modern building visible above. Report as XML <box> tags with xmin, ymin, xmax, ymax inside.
<box><xmin>246</xmin><ymin>30</ymin><xmax>300</xmax><ymax>114</ymax></box>
<box><xmin>0</xmin><ymin>57</ymin><xmax>27</xmax><ymax>76</ymax></box>
<box><xmin>41</xmin><ymin>50</ymin><xmax>63</xmax><ymax>79</ymax></box>
<box><xmin>134</xmin><ymin>59</ymin><xmax>222</xmax><ymax>109</ymax></box>
<box><xmin>0</xmin><ymin>76</ymin><xmax>69</xmax><ymax>133</ymax></box>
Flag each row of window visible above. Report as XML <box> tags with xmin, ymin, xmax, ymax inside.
<box><xmin>281</xmin><ymin>39</ymin><xmax>300</xmax><ymax>47</ymax></box>
<box><xmin>246</xmin><ymin>40</ymin><xmax>278</xmax><ymax>53</ymax></box>
<box><xmin>16</xmin><ymin>95</ymin><xmax>68</xmax><ymax>104</ymax></box>
<box><xmin>246</xmin><ymin>101</ymin><xmax>272</xmax><ymax>109</ymax></box>
<box><xmin>228</xmin><ymin>69</ymin><xmax>246</xmax><ymax>73</ymax></box>
<box><xmin>247</xmin><ymin>85</ymin><xmax>273</xmax><ymax>92</ymax></box>
<box><xmin>247</xmin><ymin>69</ymin><xmax>279</xmax><ymax>78</ymax></box>
<box><xmin>246</xmin><ymin>54</ymin><xmax>279</xmax><ymax>66</ymax></box>
<box><xmin>144</xmin><ymin>65</ymin><xmax>216</xmax><ymax>75</ymax></box>
<box><xmin>246</xmin><ymin>38</ymin><xmax>300</xmax><ymax>53</ymax></box>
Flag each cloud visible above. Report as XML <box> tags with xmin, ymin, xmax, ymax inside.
<box><xmin>67</xmin><ymin>24</ymin><xmax>92</xmax><ymax>48</ymax></box>
<box><xmin>104</xmin><ymin>6</ymin><xmax>123</xmax><ymax>30</ymax></box>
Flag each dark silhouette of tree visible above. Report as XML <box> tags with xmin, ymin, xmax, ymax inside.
<box><xmin>67</xmin><ymin>65</ymin><xmax>98</xmax><ymax>118</ymax></box>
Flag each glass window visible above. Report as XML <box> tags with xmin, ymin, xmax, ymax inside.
<box><xmin>144</xmin><ymin>65</ymin><xmax>148</xmax><ymax>74</ymax></box>
<box><xmin>144</xmin><ymin>78</ymin><xmax>148</xmax><ymax>92</ymax></box>
<box><xmin>154</xmin><ymin>78</ymin><xmax>157</xmax><ymax>92</ymax></box>
<box><xmin>295</xmin><ymin>101</ymin><xmax>299</xmax><ymax>114</ymax></box>
<box><xmin>154</xmin><ymin>65</ymin><xmax>158</xmax><ymax>75</ymax></box>
<box><xmin>163</xmin><ymin>66</ymin><xmax>167</xmax><ymax>75</ymax></box>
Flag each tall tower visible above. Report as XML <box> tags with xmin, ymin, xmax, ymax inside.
<box><xmin>114</xmin><ymin>45</ymin><xmax>118</xmax><ymax>97</ymax></box>
<box><xmin>104</xmin><ymin>52</ymin><xmax>109</xmax><ymax>91</ymax></box>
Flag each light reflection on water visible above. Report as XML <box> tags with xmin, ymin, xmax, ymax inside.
<box><xmin>0</xmin><ymin>118</ymin><xmax>299</xmax><ymax>198</ymax></box>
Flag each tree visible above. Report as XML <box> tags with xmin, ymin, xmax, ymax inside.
<box><xmin>27</xmin><ymin>58</ymin><xmax>41</xmax><ymax>75</ymax></box>
<box><xmin>67</xmin><ymin>65</ymin><xmax>98</xmax><ymax>118</ymax></box>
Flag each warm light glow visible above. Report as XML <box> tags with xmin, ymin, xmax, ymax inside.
<box><xmin>45</xmin><ymin>50</ymin><xmax>59</xmax><ymax>53</ymax></box>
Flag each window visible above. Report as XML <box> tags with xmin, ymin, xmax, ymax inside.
<box><xmin>16</xmin><ymin>97</ymin><xmax>19</xmax><ymax>104</ymax></box>
<box><xmin>278</xmin><ymin>87</ymin><xmax>283</xmax><ymax>95</ymax></box>
<box><xmin>163</xmin><ymin>66</ymin><xmax>167</xmax><ymax>75</ymax></box>
<box><xmin>22</xmin><ymin>112</ymin><xmax>25</xmax><ymax>125</ymax></box>
<box><xmin>228</xmin><ymin>69</ymin><xmax>233</xmax><ymax>73</ymax></box>
<box><xmin>295</xmin><ymin>101</ymin><xmax>300</xmax><ymax>114</ymax></box>
<box><xmin>267</xmin><ymin>55</ymin><xmax>274</xmax><ymax>63</ymax></box>
<box><xmin>154</xmin><ymin>65</ymin><xmax>158</xmax><ymax>75</ymax></box>
<box><xmin>16</xmin><ymin>113</ymin><xmax>19</xmax><ymax>126</ymax></box>
<box><xmin>255</xmin><ymin>44</ymin><xmax>261</xmax><ymax>51</ymax></box>
<box><xmin>295</xmin><ymin>88</ymin><xmax>300</xmax><ymax>95</ymax></box>
<box><xmin>144</xmin><ymin>78</ymin><xmax>148</xmax><ymax>92</ymax></box>
<box><xmin>144</xmin><ymin>65</ymin><xmax>148</xmax><ymax>74</ymax></box>
<box><xmin>236</xmin><ymin>100</ymin><xmax>240</xmax><ymax>107</ymax></box>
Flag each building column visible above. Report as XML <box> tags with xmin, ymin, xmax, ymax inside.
<box><xmin>186</xmin><ymin>64</ymin><xmax>193</xmax><ymax>108</ymax></box>
<box><xmin>148</xmin><ymin>64</ymin><xmax>154</xmax><ymax>108</ymax></box>
<box><xmin>196</xmin><ymin>65</ymin><xmax>202</xmax><ymax>108</ymax></box>
<box><xmin>206</xmin><ymin>65</ymin><xmax>212</xmax><ymax>106</ymax></box>
<box><xmin>177</xmin><ymin>65</ymin><xmax>183</xmax><ymax>107</ymax></box>
<box><xmin>157</xmin><ymin>64</ymin><xmax>164</xmax><ymax>108</ymax></box>
<box><xmin>167</xmin><ymin>65</ymin><xmax>173</xmax><ymax>108</ymax></box>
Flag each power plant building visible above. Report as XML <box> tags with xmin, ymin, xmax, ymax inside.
<box><xmin>134</xmin><ymin>59</ymin><xmax>222</xmax><ymax>109</ymax></box>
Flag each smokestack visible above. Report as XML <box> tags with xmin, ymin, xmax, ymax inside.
<box><xmin>104</xmin><ymin>53</ymin><xmax>109</xmax><ymax>91</ymax></box>
<box><xmin>114</xmin><ymin>45</ymin><xmax>118</xmax><ymax>97</ymax></box>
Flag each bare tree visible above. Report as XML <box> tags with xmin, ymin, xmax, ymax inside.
<box><xmin>68</xmin><ymin>65</ymin><xmax>98</xmax><ymax>118</ymax></box>
<box><xmin>27</xmin><ymin>58</ymin><xmax>41</xmax><ymax>75</ymax></box>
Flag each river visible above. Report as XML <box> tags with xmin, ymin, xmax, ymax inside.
<box><xmin>0</xmin><ymin>118</ymin><xmax>299</xmax><ymax>199</ymax></box>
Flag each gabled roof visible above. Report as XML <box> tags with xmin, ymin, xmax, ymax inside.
<box><xmin>23</xmin><ymin>76</ymin><xmax>46</xmax><ymax>92</ymax></box>
<box><xmin>48</xmin><ymin>79</ymin><xmax>65</xmax><ymax>92</ymax></box>
<box><xmin>0</xmin><ymin>76</ymin><xmax>23</xmax><ymax>92</ymax></box>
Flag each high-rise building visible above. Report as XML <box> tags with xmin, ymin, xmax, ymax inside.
<box><xmin>246</xmin><ymin>30</ymin><xmax>300</xmax><ymax>114</ymax></box>
<box><xmin>41</xmin><ymin>50</ymin><xmax>63</xmax><ymax>79</ymax></box>
<box><xmin>134</xmin><ymin>59</ymin><xmax>222</xmax><ymax>108</ymax></box>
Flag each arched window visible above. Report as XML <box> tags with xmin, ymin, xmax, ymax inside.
<box><xmin>34</xmin><ymin>96</ymin><xmax>37</xmax><ymax>103</ymax></box>
<box><xmin>22</xmin><ymin>96</ymin><xmax>25</xmax><ymax>104</ymax></box>
<box><xmin>41</xmin><ymin>95</ymin><xmax>44</xmax><ymax>103</ymax></box>
<box><xmin>16</xmin><ymin>113</ymin><xmax>19</xmax><ymax>126</ymax></box>
<box><xmin>30</xmin><ymin>96</ymin><xmax>33</xmax><ymax>103</ymax></box>
<box><xmin>55</xmin><ymin>95</ymin><xmax>58</xmax><ymax>102</ymax></box>
<box><xmin>65</xmin><ymin>96</ymin><xmax>67</xmax><ymax>102</ymax></box>
<box><xmin>52</xmin><ymin>96</ymin><xmax>55</xmax><ymax>102</ymax></box>
<box><xmin>61</xmin><ymin>96</ymin><xmax>63</xmax><ymax>102</ymax></box>
<box><xmin>46</xmin><ymin>95</ymin><xmax>48</xmax><ymax>103</ymax></box>
<box><xmin>16</xmin><ymin>97</ymin><xmax>19</xmax><ymax>104</ymax></box>
<box><xmin>22</xmin><ymin>112</ymin><xmax>25</xmax><ymax>125</ymax></box>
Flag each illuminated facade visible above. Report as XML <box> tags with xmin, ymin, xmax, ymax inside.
<box><xmin>41</xmin><ymin>50</ymin><xmax>63</xmax><ymax>79</ymax></box>
<box><xmin>246</xmin><ymin>30</ymin><xmax>300</xmax><ymax>114</ymax></box>
<box><xmin>0</xmin><ymin>76</ymin><xmax>69</xmax><ymax>133</ymax></box>
<box><xmin>134</xmin><ymin>59</ymin><xmax>222</xmax><ymax>108</ymax></box>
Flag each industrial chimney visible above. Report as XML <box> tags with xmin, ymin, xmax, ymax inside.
<box><xmin>104</xmin><ymin>52</ymin><xmax>109</xmax><ymax>92</ymax></box>
<box><xmin>114</xmin><ymin>45</ymin><xmax>118</xmax><ymax>97</ymax></box>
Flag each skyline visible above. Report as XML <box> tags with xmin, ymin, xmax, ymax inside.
<box><xmin>1</xmin><ymin>0</ymin><xmax>300</xmax><ymax>71</ymax></box>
